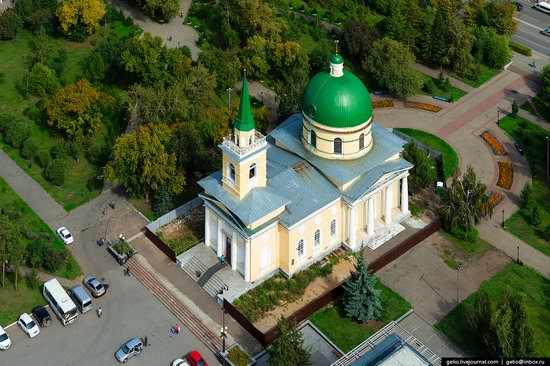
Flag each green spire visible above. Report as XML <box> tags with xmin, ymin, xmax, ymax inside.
<box><xmin>234</xmin><ymin>73</ymin><xmax>255</xmax><ymax>132</ymax></box>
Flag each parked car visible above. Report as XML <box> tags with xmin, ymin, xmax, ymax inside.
<box><xmin>541</xmin><ymin>28</ymin><xmax>550</xmax><ymax>37</ymax></box>
<box><xmin>17</xmin><ymin>313</ymin><xmax>40</xmax><ymax>338</ymax></box>
<box><xmin>513</xmin><ymin>1</ymin><xmax>523</xmax><ymax>10</ymax></box>
<box><xmin>31</xmin><ymin>306</ymin><xmax>52</xmax><ymax>327</ymax></box>
<box><xmin>172</xmin><ymin>359</ymin><xmax>190</xmax><ymax>366</ymax></box>
<box><xmin>83</xmin><ymin>276</ymin><xmax>106</xmax><ymax>298</ymax></box>
<box><xmin>514</xmin><ymin>142</ymin><xmax>524</xmax><ymax>155</ymax></box>
<box><xmin>0</xmin><ymin>326</ymin><xmax>11</xmax><ymax>350</ymax></box>
<box><xmin>186</xmin><ymin>350</ymin><xmax>208</xmax><ymax>366</ymax></box>
<box><xmin>56</xmin><ymin>227</ymin><xmax>74</xmax><ymax>245</ymax></box>
<box><xmin>115</xmin><ymin>338</ymin><xmax>143</xmax><ymax>363</ymax></box>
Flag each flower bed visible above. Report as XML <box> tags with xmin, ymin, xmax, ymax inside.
<box><xmin>497</xmin><ymin>162</ymin><xmax>513</xmax><ymax>190</ymax></box>
<box><xmin>372</xmin><ymin>100</ymin><xmax>394</xmax><ymax>109</ymax></box>
<box><xmin>480</xmin><ymin>131</ymin><xmax>505</xmax><ymax>155</ymax></box>
<box><xmin>483</xmin><ymin>192</ymin><xmax>504</xmax><ymax>214</ymax></box>
<box><xmin>404</xmin><ymin>101</ymin><xmax>442</xmax><ymax>112</ymax></box>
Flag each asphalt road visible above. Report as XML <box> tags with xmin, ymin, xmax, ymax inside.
<box><xmin>514</xmin><ymin>0</ymin><xmax>550</xmax><ymax>57</ymax></box>
<box><xmin>1</xmin><ymin>267</ymin><xmax>217</xmax><ymax>366</ymax></box>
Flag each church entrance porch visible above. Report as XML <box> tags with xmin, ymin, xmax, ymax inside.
<box><xmin>356</xmin><ymin>208</ymin><xmax>410</xmax><ymax>250</ymax></box>
<box><xmin>225</xmin><ymin>236</ymin><xmax>232</xmax><ymax>265</ymax></box>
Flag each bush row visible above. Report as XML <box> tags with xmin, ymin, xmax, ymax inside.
<box><xmin>509</xmin><ymin>41</ymin><xmax>532</xmax><ymax>57</ymax></box>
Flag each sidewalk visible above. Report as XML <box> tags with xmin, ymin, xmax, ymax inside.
<box><xmin>129</xmin><ymin>234</ymin><xmax>263</xmax><ymax>355</ymax></box>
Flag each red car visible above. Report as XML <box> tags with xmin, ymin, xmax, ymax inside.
<box><xmin>186</xmin><ymin>350</ymin><xmax>208</xmax><ymax>366</ymax></box>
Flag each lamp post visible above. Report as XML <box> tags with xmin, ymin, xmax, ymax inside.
<box><xmin>502</xmin><ymin>210</ymin><xmax>505</xmax><ymax>229</ymax></box>
<box><xmin>220</xmin><ymin>306</ymin><xmax>228</xmax><ymax>365</ymax></box>
<box><xmin>456</xmin><ymin>263</ymin><xmax>462</xmax><ymax>306</ymax></box>
<box><xmin>227</xmin><ymin>87</ymin><xmax>233</xmax><ymax>113</ymax></box>
<box><xmin>517</xmin><ymin>246</ymin><xmax>520</xmax><ymax>264</ymax></box>
<box><xmin>118</xmin><ymin>234</ymin><xmax>126</xmax><ymax>255</ymax></box>
<box><xmin>497</xmin><ymin>109</ymin><xmax>500</xmax><ymax>125</ymax></box>
<box><xmin>546</xmin><ymin>136</ymin><xmax>549</xmax><ymax>183</ymax></box>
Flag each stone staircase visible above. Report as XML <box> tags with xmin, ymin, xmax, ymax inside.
<box><xmin>203</xmin><ymin>273</ymin><xmax>227</xmax><ymax>298</ymax></box>
<box><xmin>180</xmin><ymin>256</ymin><xmax>209</xmax><ymax>283</ymax></box>
<box><xmin>364</xmin><ymin>223</ymin><xmax>405</xmax><ymax>250</ymax></box>
<box><xmin>197</xmin><ymin>262</ymin><xmax>226</xmax><ymax>287</ymax></box>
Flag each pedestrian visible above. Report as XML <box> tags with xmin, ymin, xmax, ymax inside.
<box><xmin>124</xmin><ymin>266</ymin><xmax>131</xmax><ymax>277</ymax></box>
<box><xmin>175</xmin><ymin>324</ymin><xmax>181</xmax><ymax>334</ymax></box>
<box><xmin>143</xmin><ymin>336</ymin><xmax>148</xmax><ymax>347</ymax></box>
<box><xmin>97</xmin><ymin>307</ymin><xmax>103</xmax><ymax>318</ymax></box>
<box><xmin>102</xmin><ymin>208</ymin><xmax>106</xmax><ymax>216</ymax></box>
<box><xmin>110</xmin><ymin>200</ymin><xmax>115</xmax><ymax>209</ymax></box>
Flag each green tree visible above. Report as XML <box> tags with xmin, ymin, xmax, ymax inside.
<box><xmin>542</xmin><ymin>224</ymin><xmax>550</xmax><ymax>242</ymax></box>
<box><xmin>363</xmin><ymin>38</ymin><xmax>422</xmax><ymax>97</ymax></box>
<box><xmin>485</xmin><ymin>1</ymin><xmax>517</xmax><ymax>36</ymax></box>
<box><xmin>0</xmin><ymin>215</ymin><xmax>20</xmax><ymax>288</ymax></box>
<box><xmin>532</xmin><ymin>205</ymin><xmax>541</xmax><ymax>227</ymax></box>
<box><xmin>464</xmin><ymin>0</ymin><xmax>486</xmax><ymax>26</ymax></box>
<box><xmin>442</xmin><ymin>15</ymin><xmax>475</xmax><ymax>75</ymax></box>
<box><xmin>343</xmin><ymin>20</ymin><xmax>377</xmax><ymax>61</ymax></box>
<box><xmin>275</xmin><ymin>67</ymin><xmax>309</xmax><ymax>119</ymax></box>
<box><xmin>21</xmin><ymin>139</ymin><xmax>39</xmax><ymax>163</ymax></box>
<box><xmin>402</xmin><ymin>144</ymin><xmax>432</xmax><ymax>192</ymax></box>
<box><xmin>21</xmin><ymin>63</ymin><xmax>60</xmax><ymax>97</ymax></box>
<box><xmin>267</xmin><ymin>318</ymin><xmax>311</xmax><ymax>366</ymax></box>
<box><xmin>509</xmin><ymin>293</ymin><xmax>534</xmax><ymax>356</ymax></box>
<box><xmin>0</xmin><ymin>9</ymin><xmax>23</xmax><ymax>40</ymax></box>
<box><xmin>490</xmin><ymin>290</ymin><xmax>514</xmax><ymax>357</ymax></box>
<box><xmin>104</xmin><ymin>124</ymin><xmax>186</xmax><ymax>201</ymax></box>
<box><xmin>227</xmin><ymin>0</ymin><xmax>285</xmax><ymax>42</ymax></box>
<box><xmin>511</xmin><ymin>99</ymin><xmax>518</xmax><ymax>118</ymax></box>
<box><xmin>439</xmin><ymin>165</ymin><xmax>490</xmax><ymax>232</ymax></box>
<box><xmin>154</xmin><ymin>186</ymin><xmax>174</xmax><ymax>216</ymax></box>
<box><xmin>45</xmin><ymin>79</ymin><xmax>103</xmax><ymax>137</ymax></box>
<box><xmin>57</xmin><ymin>0</ymin><xmax>106</xmax><ymax>41</ymax></box>
<box><xmin>136</xmin><ymin>0</ymin><xmax>178</xmax><ymax>22</ymax></box>
<box><xmin>343</xmin><ymin>256</ymin><xmax>383</xmax><ymax>323</ymax></box>
<box><xmin>520</xmin><ymin>183</ymin><xmax>534</xmax><ymax>210</ymax></box>
<box><xmin>540</xmin><ymin>65</ymin><xmax>550</xmax><ymax>107</ymax></box>
<box><xmin>7</xmin><ymin>235</ymin><xmax>25</xmax><ymax>290</ymax></box>
<box><xmin>466</xmin><ymin>290</ymin><xmax>493</xmax><ymax>347</ymax></box>
<box><xmin>168</xmin><ymin>123</ymin><xmax>215</xmax><ymax>175</ymax></box>
<box><xmin>45</xmin><ymin>159</ymin><xmax>68</xmax><ymax>186</ymax></box>
<box><xmin>84</xmin><ymin>51</ymin><xmax>107</xmax><ymax>83</ymax></box>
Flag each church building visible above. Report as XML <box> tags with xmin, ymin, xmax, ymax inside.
<box><xmin>198</xmin><ymin>54</ymin><xmax>413</xmax><ymax>283</ymax></box>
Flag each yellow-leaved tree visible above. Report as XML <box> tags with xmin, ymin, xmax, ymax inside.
<box><xmin>57</xmin><ymin>0</ymin><xmax>106</xmax><ymax>41</ymax></box>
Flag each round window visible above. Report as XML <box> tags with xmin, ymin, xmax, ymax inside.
<box><xmin>308</xmin><ymin>104</ymin><xmax>317</xmax><ymax>117</ymax></box>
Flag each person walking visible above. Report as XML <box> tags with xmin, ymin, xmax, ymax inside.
<box><xmin>175</xmin><ymin>324</ymin><xmax>181</xmax><ymax>334</ymax></box>
<box><xmin>97</xmin><ymin>307</ymin><xmax>103</xmax><ymax>318</ymax></box>
<box><xmin>124</xmin><ymin>266</ymin><xmax>131</xmax><ymax>277</ymax></box>
<box><xmin>143</xmin><ymin>336</ymin><xmax>148</xmax><ymax>347</ymax></box>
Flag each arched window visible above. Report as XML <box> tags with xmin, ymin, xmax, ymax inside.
<box><xmin>359</xmin><ymin>133</ymin><xmax>365</xmax><ymax>150</ymax></box>
<box><xmin>330</xmin><ymin>219</ymin><xmax>337</xmax><ymax>238</ymax></box>
<box><xmin>249</xmin><ymin>163</ymin><xmax>257</xmax><ymax>179</ymax></box>
<box><xmin>334</xmin><ymin>138</ymin><xmax>343</xmax><ymax>154</ymax></box>
<box><xmin>310</xmin><ymin>130</ymin><xmax>317</xmax><ymax>148</ymax></box>
<box><xmin>297</xmin><ymin>239</ymin><xmax>305</xmax><ymax>258</ymax></box>
<box><xmin>261</xmin><ymin>246</ymin><xmax>270</xmax><ymax>269</ymax></box>
<box><xmin>228</xmin><ymin>163</ymin><xmax>236</xmax><ymax>182</ymax></box>
<box><xmin>314</xmin><ymin>229</ymin><xmax>321</xmax><ymax>248</ymax></box>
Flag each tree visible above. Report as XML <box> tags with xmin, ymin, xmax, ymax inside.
<box><xmin>275</xmin><ymin>67</ymin><xmax>309</xmax><ymax>119</ymax></box>
<box><xmin>21</xmin><ymin>139</ymin><xmax>39</xmax><ymax>163</ymax></box>
<box><xmin>168</xmin><ymin>123</ymin><xmax>214</xmax><ymax>175</ymax></box>
<box><xmin>0</xmin><ymin>215</ymin><xmax>20</xmax><ymax>288</ymax></box>
<box><xmin>466</xmin><ymin>290</ymin><xmax>493</xmax><ymax>347</ymax></box>
<box><xmin>0</xmin><ymin>9</ymin><xmax>23</xmax><ymax>40</ymax></box>
<box><xmin>543</xmin><ymin>224</ymin><xmax>550</xmax><ymax>242</ymax></box>
<box><xmin>532</xmin><ymin>205</ymin><xmax>541</xmax><ymax>227</ymax></box>
<box><xmin>267</xmin><ymin>318</ymin><xmax>311</xmax><ymax>366</ymax></box>
<box><xmin>343</xmin><ymin>20</ymin><xmax>377</xmax><ymax>61</ymax></box>
<box><xmin>520</xmin><ymin>183</ymin><xmax>534</xmax><ymax>210</ymax></box>
<box><xmin>472</xmin><ymin>26</ymin><xmax>511</xmax><ymax>68</ymax></box>
<box><xmin>84</xmin><ymin>51</ymin><xmax>106</xmax><ymax>83</ymax></box>
<box><xmin>439</xmin><ymin>165</ymin><xmax>491</xmax><ymax>232</ymax></box>
<box><xmin>343</xmin><ymin>256</ymin><xmax>383</xmax><ymax>323</ymax></box>
<box><xmin>45</xmin><ymin>159</ymin><xmax>68</xmax><ymax>186</ymax></box>
<box><xmin>464</xmin><ymin>0</ymin><xmax>486</xmax><ymax>26</ymax></box>
<box><xmin>227</xmin><ymin>0</ymin><xmax>285</xmax><ymax>42</ymax></box>
<box><xmin>271</xmin><ymin>41</ymin><xmax>309</xmax><ymax>82</ymax></box>
<box><xmin>363</xmin><ymin>38</ymin><xmax>422</xmax><ymax>97</ymax></box>
<box><xmin>509</xmin><ymin>292</ymin><xmax>534</xmax><ymax>356</ymax></box>
<box><xmin>442</xmin><ymin>15</ymin><xmax>475</xmax><ymax>75</ymax></box>
<box><xmin>485</xmin><ymin>1</ymin><xmax>517</xmax><ymax>36</ymax></box>
<box><xmin>46</xmin><ymin>79</ymin><xmax>103</xmax><ymax>137</ymax></box>
<box><xmin>511</xmin><ymin>99</ymin><xmax>519</xmax><ymax>118</ymax></box>
<box><xmin>104</xmin><ymin>124</ymin><xmax>186</xmax><ymax>200</ymax></box>
<box><xmin>540</xmin><ymin>65</ymin><xmax>550</xmax><ymax>107</ymax></box>
<box><xmin>22</xmin><ymin>63</ymin><xmax>60</xmax><ymax>97</ymax></box>
<box><xmin>402</xmin><ymin>144</ymin><xmax>432</xmax><ymax>192</ymax></box>
<box><xmin>57</xmin><ymin>0</ymin><xmax>106</xmax><ymax>41</ymax></box>
<box><xmin>154</xmin><ymin>186</ymin><xmax>174</xmax><ymax>216</ymax></box>
<box><xmin>136</xmin><ymin>0</ymin><xmax>178</xmax><ymax>22</ymax></box>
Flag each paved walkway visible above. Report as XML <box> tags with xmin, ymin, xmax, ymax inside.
<box><xmin>0</xmin><ymin>150</ymin><xmax>67</xmax><ymax>226</ymax></box>
<box><xmin>109</xmin><ymin>0</ymin><xmax>201</xmax><ymax>60</ymax></box>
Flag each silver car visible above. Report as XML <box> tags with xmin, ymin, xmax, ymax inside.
<box><xmin>115</xmin><ymin>338</ymin><xmax>143</xmax><ymax>363</ymax></box>
<box><xmin>83</xmin><ymin>276</ymin><xmax>106</xmax><ymax>298</ymax></box>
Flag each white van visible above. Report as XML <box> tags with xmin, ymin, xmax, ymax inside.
<box><xmin>535</xmin><ymin>2</ymin><xmax>550</xmax><ymax>14</ymax></box>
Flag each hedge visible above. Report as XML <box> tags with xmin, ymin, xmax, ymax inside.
<box><xmin>509</xmin><ymin>41</ymin><xmax>532</xmax><ymax>57</ymax></box>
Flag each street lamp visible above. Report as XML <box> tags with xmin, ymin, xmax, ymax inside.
<box><xmin>502</xmin><ymin>210</ymin><xmax>505</xmax><ymax>229</ymax></box>
<box><xmin>220</xmin><ymin>306</ymin><xmax>228</xmax><ymax>365</ymax></box>
<box><xmin>517</xmin><ymin>246</ymin><xmax>520</xmax><ymax>264</ymax></box>
<box><xmin>497</xmin><ymin>108</ymin><xmax>500</xmax><ymax>125</ymax></box>
<box><xmin>118</xmin><ymin>234</ymin><xmax>126</xmax><ymax>255</ymax></box>
<box><xmin>456</xmin><ymin>263</ymin><xmax>462</xmax><ymax>306</ymax></box>
<box><xmin>227</xmin><ymin>87</ymin><xmax>233</xmax><ymax>113</ymax></box>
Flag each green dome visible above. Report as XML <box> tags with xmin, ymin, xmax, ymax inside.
<box><xmin>302</xmin><ymin>69</ymin><xmax>373</xmax><ymax>129</ymax></box>
<box><xmin>330</xmin><ymin>54</ymin><xmax>343</xmax><ymax>64</ymax></box>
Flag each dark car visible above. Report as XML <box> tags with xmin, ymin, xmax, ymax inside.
<box><xmin>513</xmin><ymin>1</ymin><xmax>523</xmax><ymax>11</ymax></box>
<box><xmin>31</xmin><ymin>306</ymin><xmax>52</xmax><ymax>327</ymax></box>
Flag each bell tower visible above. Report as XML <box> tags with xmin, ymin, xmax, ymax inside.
<box><xmin>220</xmin><ymin>73</ymin><xmax>268</xmax><ymax>200</ymax></box>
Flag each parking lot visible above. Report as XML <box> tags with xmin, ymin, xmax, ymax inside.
<box><xmin>1</xmin><ymin>266</ymin><xmax>218</xmax><ymax>366</ymax></box>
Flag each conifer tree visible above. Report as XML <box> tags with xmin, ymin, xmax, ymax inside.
<box><xmin>154</xmin><ymin>186</ymin><xmax>173</xmax><ymax>216</ymax></box>
<box><xmin>267</xmin><ymin>318</ymin><xmax>310</xmax><ymax>366</ymax></box>
<box><xmin>343</xmin><ymin>256</ymin><xmax>383</xmax><ymax>323</ymax></box>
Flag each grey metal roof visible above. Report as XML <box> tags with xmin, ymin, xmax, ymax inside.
<box><xmin>270</xmin><ymin>114</ymin><xmax>407</xmax><ymax>186</ymax></box>
<box><xmin>343</xmin><ymin>158</ymin><xmax>413</xmax><ymax>204</ymax></box>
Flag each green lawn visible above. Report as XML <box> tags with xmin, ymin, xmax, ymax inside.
<box><xmin>419</xmin><ymin>74</ymin><xmax>468</xmax><ymax>102</ymax></box>
<box><xmin>0</xmin><ymin>29</ymin><xmax>124</xmax><ymax>210</ymax></box>
<box><xmin>436</xmin><ymin>263</ymin><xmax>550</xmax><ymax>356</ymax></box>
<box><xmin>438</xmin><ymin>229</ymin><xmax>492</xmax><ymax>268</ymax></box>
<box><xmin>449</xmin><ymin>64</ymin><xmax>501</xmax><ymax>88</ymax></box>
<box><xmin>0</xmin><ymin>177</ymin><xmax>81</xmax><ymax>279</ymax></box>
<box><xmin>499</xmin><ymin>115</ymin><xmax>550</xmax><ymax>256</ymax></box>
<box><xmin>0</xmin><ymin>277</ymin><xmax>46</xmax><ymax>326</ymax></box>
<box><xmin>395</xmin><ymin>128</ymin><xmax>459</xmax><ymax>179</ymax></box>
<box><xmin>309</xmin><ymin>282</ymin><xmax>411</xmax><ymax>353</ymax></box>
<box><xmin>532</xmin><ymin>95</ymin><xmax>550</xmax><ymax>123</ymax></box>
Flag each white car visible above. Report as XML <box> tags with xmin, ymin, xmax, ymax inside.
<box><xmin>171</xmin><ymin>359</ymin><xmax>190</xmax><ymax>366</ymax></box>
<box><xmin>0</xmin><ymin>326</ymin><xmax>11</xmax><ymax>350</ymax></box>
<box><xmin>541</xmin><ymin>28</ymin><xmax>550</xmax><ymax>37</ymax></box>
<box><xmin>17</xmin><ymin>313</ymin><xmax>40</xmax><ymax>338</ymax></box>
<box><xmin>56</xmin><ymin>227</ymin><xmax>74</xmax><ymax>245</ymax></box>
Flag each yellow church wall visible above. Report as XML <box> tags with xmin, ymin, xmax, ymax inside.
<box><xmin>221</xmin><ymin>150</ymin><xmax>267</xmax><ymax>200</ymax></box>
<box><xmin>248</xmin><ymin>205</ymin><xmax>285</xmax><ymax>231</ymax></box>
<box><xmin>249</xmin><ymin>224</ymin><xmax>279</xmax><ymax>282</ymax></box>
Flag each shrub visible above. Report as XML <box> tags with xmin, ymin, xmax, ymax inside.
<box><xmin>21</xmin><ymin>139</ymin><xmax>39</xmax><ymax>160</ymax></box>
<box><xmin>123</xmin><ymin>16</ymin><xmax>134</xmax><ymax>26</ymax></box>
<box><xmin>25</xmin><ymin>239</ymin><xmax>48</xmax><ymax>268</ymax></box>
<box><xmin>509</xmin><ymin>41</ymin><xmax>531</xmax><ymax>57</ymax></box>
<box><xmin>4</xmin><ymin>119</ymin><xmax>32</xmax><ymax>148</ymax></box>
<box><xmin>0</xmin><ymin>112</ymin><xmax>13</xmax><ymax>133</ymax></box>
<box><xmin>0</xmin><ymin>9</ymin><xmax>23</xmax><ymax>40</ymax></box>
<box><xmin>422</xmin><ymin>80</ymin><xmax>436</xmax><ymax>95</ymax></box>
<box><xmin>35</xmin><ymin>151</ymin><xmax>50</xmax><ymax>168</ymax></box>
<box><xmin>50</xmin><ymin>142</ymin><xmax>70</xmax><ymax>159</ymax></box>
<box><xmin>21</xmin><ymin>63</ymin><xmax>60</xmax><ymax>96</ymax></box>
<box><xmin>542</xmin><ymin>225</ymin><xmax>550</xmax><ymax>242</ymax></box>
<box><xmin>2</xmin><ymin>208</ymin><xmax>23</xmax><ymax>220</ymax></box>
<box><xmin>103</xmin><ymin>4</ymin><xmax>125</xmax><ymax>24</ymax></box>
<box><xmin>43</xmin><ymin>248</ymin><xmax>68</xmax><ymax>272</ymax></box>
<box><xmin>45</xmin><ymin>159</ymin><xmax>68</xmax><ymax>186</ymax></box>
<box><xmin>228</xmin><ymin>346</ymin><xmax>251</xmax><ymax>366</ymax></box>
<box><xmin>25</xmin><ymin>268</ymin><xmax>40</xmax><ymax>289</ymax></box>
<box><xmin>452</xmin><ymin>228</ymin><xmax>479</xmax><ymax>243</ymax></box>
<box><xmin>409</xmin><ymin>202</ymin><xmax>424</xmax><ymax>217</ymax></box>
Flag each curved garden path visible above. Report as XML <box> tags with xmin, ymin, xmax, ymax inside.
<box><xmin>374</xmin><ymin>69</ymin><xmax>550</xmax><ymax>279</ymax></box>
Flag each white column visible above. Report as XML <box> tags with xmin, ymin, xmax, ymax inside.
<box><xmin>401</xmin><ymin>176</ymin><xmax>409</xmax><ymax>214</ymax></box>
<box><xmin>204</xmin><ymin>207</ymin><xmax>211</xmax><ymax>247</ymax></box>
<box><xmin>385</xmin><ymin>186</ymin><xmax>392</xmax><ymax>225</ymax></box>
<box><xmin>349</xmin><ymin>207</ymin><xmax>357</xmax><ymax>250</ymax></box>
<box><xmin>244</xmin><ymin>239</ymin><xmax>251</xmax><ymax>282</ymax></box>
<box><xmin>217</xmin><ymin>219</ymin><xmax>223</xmax><ymax>257</ymax></box>
<box><xmin>231</xmin><ymin>231</ymin><xmax>237</xmax><ymax>271</ymax></box>
<box><xmin>367</xmin><ymin>197</ymin><xmax>374</xmax><ymax>237</ymax></box>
